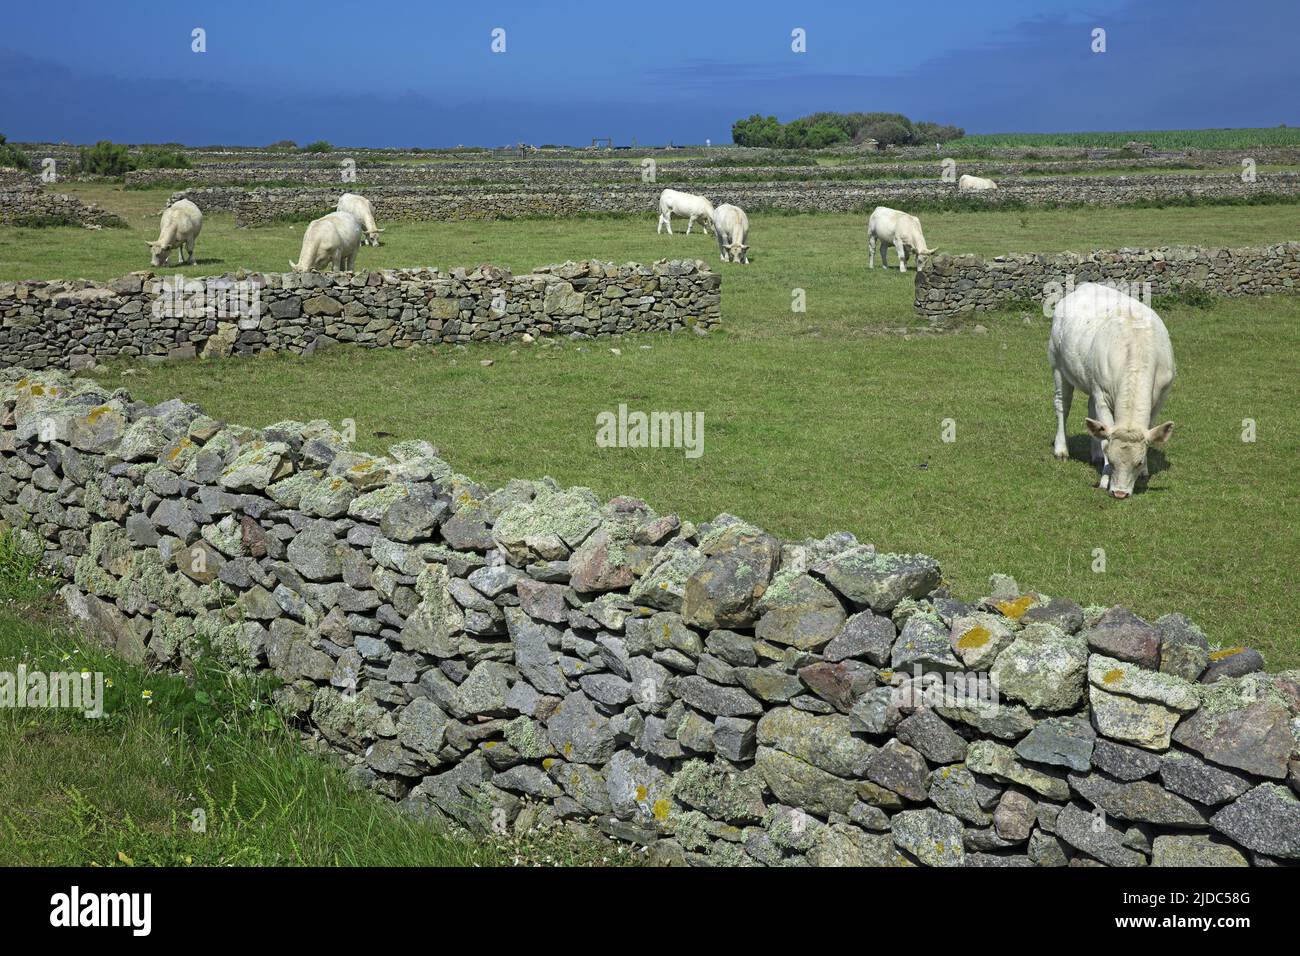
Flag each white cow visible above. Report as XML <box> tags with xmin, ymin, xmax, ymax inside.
<box><xmin>867</xmin><ymin>206</ymin><xmax>937</xmax><ymax>273</ymax></box>
<box><xmin>1048</xmin><ymin>283</ymin><xmax>1176</xmax><ymax>499</ymax></box>
<box><xmin>657</xmin><ymin>189</ymin><xmax>714</xmax><ymax>236</ymax></box>
<box><xmin>337</xmin><ymin>192</ymin><xmax>383</xmax><ymax>246</ymax></box>
<box><xmin>290</xmin><ymin>211</ymin><xmax>363</xmax><ymax>272</ymax></box>
<box><xmin>148</xmin><ymin>198</ymin><xmax>203</xmax><ymax>267</ymax></box>
<box><xmin>958</xmin><ymin>174</ymin><xmax>998</xmax><ymax>192</ymax></box>
<box><xmin>713</xmin><ymin>204</ymin><xmax>750</xmax><ymax>264</ymax></box>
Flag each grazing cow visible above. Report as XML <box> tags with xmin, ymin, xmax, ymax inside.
<box><xmin>289</xmin><ymin>211</ymin><xmax>363</xmax><ymax>272</ymax></box>
<box><xmin>657</xmin><ymin>188</ymin><xmax>715</xmax><ymax>236</ymax></box>
<box><xmin>148</xmin><ymin>199</ymin><xmax>203</xmax><ymax>267</ymax></box>
<box><xmin>867</xmin><ymin>206</ymin><xmax>937</xmax><ymax>273</ymax></box>
<box><xmin>958</xmin><ymin>174</ymin><xmax>998</xmax><ymax>192</ymax></box>
<box><xmin>337</xmin><ymin>192</ymin><xmax>383</xmax><ymax>246</ymax></box>
<box><xmin>713</xmin><ymin>204</ymin><xmax>750</xmax><ymax>264</ymax></box>
<box><xmin>1048</xmin><ymin>283</ymin><xmax>1176</xmax><ymax>499</ymax></box>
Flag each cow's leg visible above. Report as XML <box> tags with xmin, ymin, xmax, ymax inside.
<box><xmin>685</xmin><ymin>215</ymin><xmax>695</xmax><ymax>236</ymax></box>
<box><xmin>879</xmin><ymin>240</ymin><xmax>889</xmax><ymax>269</ymax></box>
<box><xmin>895</xmin><ymin>238</ymin><xmax>907</xmax><ymax>273</ymax></box>
<box><xmin>868</xmin><ymin>232</ymin><xmax>876</xmax><ymax>269</ymax></box>
<box><xmin>186</xmin><ymin>240</ymin><xmax>196</xmax><ymax>264</ymax></box>
<box><xmin>657</xmin><ymin>212</ymin><xmax>665</xmax><ymax>234</ymax></box>
<box><xmin>1090</xmin><ymin>395</ymin><xmax>1116</xmax><ymax>489</ymax></box>
<box><xmin>1052</xmin><ymin>369</ymin><xmax>1073</xmax><ymax>460</ymax></box>
<box><xmin>1087</xmin><ymin>395</ymin><xmax>1104</xmax><ymax>467</ymax></box>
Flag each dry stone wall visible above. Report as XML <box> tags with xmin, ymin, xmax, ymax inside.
<box><xmin>173</xmin><ymin>173</ymin><xmax>1300</xmax><ymax>225</ymax></box>
<box><xmin>122</xmin><ymin>153</ymin><xmax>1300</xmax><ymax>190</ymax></box>
<box><xmin>914</xmin><ymin>242</ymin><xmax>1300</xmax><ymax>317</ymax></box>
<box><xmin>0</xmin><ymin>260</ymin><xmax>720</xmax><ymax>370</ymax></box>
<box><xmin>3</xmin><ymin>367</ymin><xmax>1298</xmax><ymax>867</ymax></box>
<box><xmin>0</xmin><ymin>184</ymin><xmax>126</xmax><ymax>228</ymax></box>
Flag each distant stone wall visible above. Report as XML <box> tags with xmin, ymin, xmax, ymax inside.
<box><xmin>121</xmin><ymin>153</ymin><xmax>1296</xmax><ymax>191</ymax></box>
<box><xmin>0</xmin><ymin>184</ymin><xmax>126</xmax><ymax>228</ymax></box>
<box><xmin>3</xmin><ymin>367</ymin><xmax>1297</xmax><ymax>867</ymax></box>
<box><xmin>168</xmin><ymin>173</ymin><xmax>1300</xmax><ymax>225</ymax></box>
<box><xmin>914</xmin><ymin>242</ymin><xmax>1300</xmax><ymax>317</ymax></box>
<box><xmin>0</xmin><ymin>260</ymin><xmax>720</xmax><ymax>370</ymax></box>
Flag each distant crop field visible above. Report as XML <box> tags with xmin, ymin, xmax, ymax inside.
<box><xmin>956</xmin><ymin>128</ymin><xmax>1300</xmax><ymax>149</ymax></box>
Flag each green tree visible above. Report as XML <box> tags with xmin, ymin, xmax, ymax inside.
<box><xmin>0</xmin><ymin>134</ymin><xmax>31</xmax><ymax>170</ymax></box>
<box><xmin>77</xmin><ymin>140</ymin><xmax>131</xmax><ymax>175</ymax></box>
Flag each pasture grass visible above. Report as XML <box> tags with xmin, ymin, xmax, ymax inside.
<box><xmin>8</xmin><ymin>194</ymin><xmax>1293</xmax><ymax>667</ymax></box>
<box><xmin>955</xmin><ymin>128</ymin><xmax>1300</xmax><ymax>150</ymax></box>
<box><xmin>0</xmin><ymin>535</ymin><xmax>630</xmax><ymax>867</ymax></box>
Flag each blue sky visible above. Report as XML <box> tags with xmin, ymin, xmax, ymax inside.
<box><xmin>2</xmin><ymin>0</ymin><xmax>1296</xmax><ymax>147</ymax></box>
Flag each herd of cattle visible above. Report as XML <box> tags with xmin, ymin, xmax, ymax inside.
<box><xmin>143</xmin><ymin>180</ymin><xmax>1175</xmax><ymax>499</ymax></box>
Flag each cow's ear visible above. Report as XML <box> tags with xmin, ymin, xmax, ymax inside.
<box><xmin>1146</xmin><ymin>421</ymin><xmax>1174</xmax><ymax>445</ymax></box>
<box><xmin>1085</xmin><ymin>418</ymin><xmax>1110</xmax><ymax>439</ymax></box>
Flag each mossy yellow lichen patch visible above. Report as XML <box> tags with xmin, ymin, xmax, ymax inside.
<box><xmin>634</xmin><ymin>784</ymin><xmax>647</xmax><ymax>802</ymax></box>
<box><xmin>15</xmin><ymin>378</ymin><xmax>29</xmax><ymax>389</ymax></box>
<box><xmin>996</xmin><ymin>596</ymin><xmax>1035</xmax><ymax>620</ymax></box>
<box><xmin>86</xmin><ymin>405</ymin><xmax>111</xmax><ymax>424</ymax></box>
<box><xmin>541</xmin><ymin>758</ymin><xmax>556</xmax><ymax>771</ymax></box>
<box><xmin>1102</xmin><ymin>668</ymin><xmax>1125</xmax><ymax>684</ymax></box>
<box><xmin>349</xmin><ymin>460</ymin><xmax>378</xmax><ymax>473</ymax></box>
<box><xmin>29</xmin><ymin>385</ymin><xmax>44</xmax><ymax>397</ymax></box>
<box><xmin>957</xmin><ymin>625</ymin><xmax>991</xmax><ymax>649</ymax></box>
<box><xmin>563</xmin><ymin>742</ymin><xmax>573</xmax><ymax>757</ymax></box>
<box><xmin>167</xmin><ymin>437</ymin><xmax>193</xmax><ymax>461</ymax></box>
<box><xmin>1209</xmin><ymin>647</ymin><xmax>1244</xmax><ymax>661</ymax></box>
<box><xmin>652</xmin><ymin>799</ymin><xmax>670</xmax><ymax>822</ymax></box>
<box><xmin>482</xmin><ymin>740</ymin><xmax>497</xmax><ymax>749</ymax></box>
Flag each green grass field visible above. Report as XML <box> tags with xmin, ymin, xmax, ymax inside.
<box><xmin>954</xmin><ymin>128</ymin><xmax>1300</xmax><ymax>149</ymax></box>
<box><xmin>4</xmin><ymin>186</ymin><xmax>1294</xmax><ymax>668</ymax></box>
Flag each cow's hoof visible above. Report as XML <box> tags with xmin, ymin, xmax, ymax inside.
<box><xmin>1054</xmin><ymin>450</ymin><xmax>1069</xmax><ymax>462</ymax></box>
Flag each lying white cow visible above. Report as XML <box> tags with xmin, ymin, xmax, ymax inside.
<box><xmin>1049</xmin><ymin>283</ymin><xmax>1176</xmax><ymax>499</ymax></box>
<box><xmin>958</xmin><ymin>174</ymin><xmax>998</xmax><ymax>192</ymax></box>
<box><xmin>290</xmin><ymin>211</ymin><xmax>363</xmax><ymax>272</ymax></box>
<box><xmin>338</xmin><ymin>192</ymin><xmax>383</xmax><ymax>246</ymax></box>
<box><xmin>867</xmin><ymin>206</ymin><xmax>937</xmax><ymax>272</ymax></box>
<box><xmin>148</xmin><ymin>198</ymin><xmax>203</xmax><ymax>267</ymax></box>
<box><xmin>657</xmin><ymin>188</ymin><xmax>714</xmax><ymax>236</ymax></box>
<box><xmin>713</xmin><ymin>204</ymin><xmax>750</xmax><ymax>264</ymax></box>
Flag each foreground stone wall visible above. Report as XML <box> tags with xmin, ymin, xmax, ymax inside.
<box><xmin>0</xmin><ymin>184</ymin><xmax>126</xmax><ymax>228</ymax></box>
<box><xmin>914</xmin><ymin>242</ymin><xmax>1300</xmax><ymax>317</ymax></box>
<box><xmin>0</xmin><ymin>260</ymin><xmax>720</xmax><ymax>370</ymax></box>
<box><xmin>173</xmin><ymin>173</ymin><xmax>1300</xmax><ymax>224</ymax></box>
<box><xmin>3</xmin><ymin>367</ymin><xmax>1297</xmax><ymax>867</ymax></box>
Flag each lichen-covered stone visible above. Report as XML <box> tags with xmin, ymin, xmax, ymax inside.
<box><xmin>990</xmin><ymin>628</ymin><xmax>1088</xmax><ymax>711</ymax></box>
<box><xmin>1210</xmin><ymin>784</ymin><xmax>1300</xmax><ymax>860</ymax></box>
<box><xmin>815</xmin><ymin>547</ymin><xmax>941</xmax><ymax>613</ymax></box>
<box><xmin>891</xmin><ymin>808</ymin><xmax>965</xmax><ymax>867</ymax></box>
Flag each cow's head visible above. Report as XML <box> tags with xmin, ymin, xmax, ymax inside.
<box><xmin>147</xmin><ymin>240</ymin><xmax>170</xmax><ymax>267</ymax></box>
<box><xmin>726</xmin><ymin>241</ymin><xmax>749</xmax><ymax>264</ymax></box>
<box><xmin>1086</xmin><ymin>419</ymin><xmax>1174</xmax><ymax>498</ymax></box>
<box><xmin>366</xmin><ymin>228</ymin><xmax>384</xmax><ymax>247</ymax></box>
<box><xmin>916</xmin><ymin>246</ymin><xmax>939</xmax><ymax>271</ymax></box>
